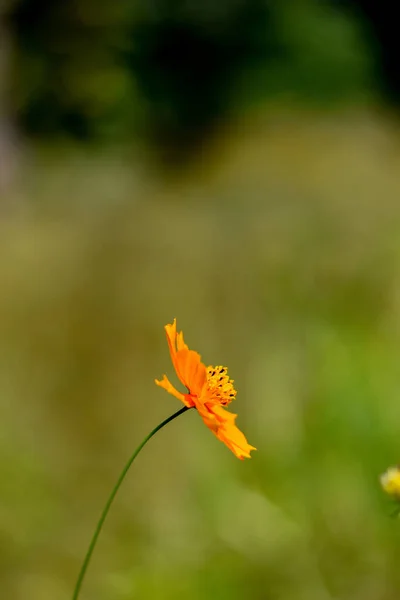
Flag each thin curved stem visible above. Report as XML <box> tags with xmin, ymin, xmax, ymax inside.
<box><xmin>72</xmin><ymin>405</ymin><xmax>190</xmax><ymax>600</ymax></box>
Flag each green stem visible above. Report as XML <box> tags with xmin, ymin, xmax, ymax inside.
<box><xmin>72</xmin><ymin>405</ymin><xmax>190</xmax><ymax>600</ymax></box>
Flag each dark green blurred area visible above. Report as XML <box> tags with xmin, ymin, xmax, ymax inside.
<box><xmin>2</xmin><ymin>1</ymin><xmax>400</xmax><ymax>600</ymax></box>
<box><xmin>4</xmin><ymin>0</ymin><xmax>374</xmax><ymax>159</ymax></box>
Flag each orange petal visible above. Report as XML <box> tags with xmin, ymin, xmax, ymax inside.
<box><xmin>197</xmin><ymin>401</ymin><xmax>256</xmax><ymax>459</ymax></box>
<box><xmin>195</xmin><ymin>399</ymin><xmax>219</xmax><ymax>432</ymax></box>
<box><xmin>216</xmin><ymin>421</ymin><xmax>256</xmax><ymax>460</ymax></box>
<box><xmin>176</xmin><ymin>330</ymin><xmax>188</xmax><ymax>352</ymax></box>
<box><xmin>165</xmin><ymin>319</ymin><xmax>178</xmax><ymax>362</ymax></box>
<box><xmin>164</xmin><ymin>319</ymin><xmax>191</xmax><ymax>388</ymax></box>
<box><xmin>155</xmin><ymin>375</ymin><xmax>193</xmax><ymax>407</ymax></box>
<box><xmin>175</xmin><ymin>349</ymin><xmax>207</xmax><ymax>396</ymax></box>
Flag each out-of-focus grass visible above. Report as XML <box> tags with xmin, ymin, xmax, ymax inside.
<box><xmin>2</xmin><ymin>107</ymin><xmax>400</xmax><ymax>599</ymax></box>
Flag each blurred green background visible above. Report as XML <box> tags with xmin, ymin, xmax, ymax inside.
<box><xmin>2</xmin><ymin>1</ymin><xmax>400</xmax><ymax>598</ymax></box>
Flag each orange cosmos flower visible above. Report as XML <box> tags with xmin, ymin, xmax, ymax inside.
<box><xmin>155</xmin><ymin>319</ymin><xmax>256</xmax><ymax>459</ymax></box>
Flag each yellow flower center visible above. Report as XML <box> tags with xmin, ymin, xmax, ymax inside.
<box><xmin>206</xmin><ymin>365</ymin><xmax>237</xmax><ymax>406</ymax></box>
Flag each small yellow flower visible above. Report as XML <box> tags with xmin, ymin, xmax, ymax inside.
<box><xmin>155</xmin><ymin>319</ymin><xmax>256</xmax><ymax>459</ymax></box>
<box><xmin>380</xmin><ymin>466</ymin><xmax>400</xmax><ymax>498</ymax></box>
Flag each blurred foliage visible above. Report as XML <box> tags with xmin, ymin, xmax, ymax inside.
<box><xmin>2</xmin><ymin>108</ymin><xmax>400</xmax><ymax>598</ymax></box>
<box><xmin>332</xmin><ymin>0</ymin><xmax>400</xmax><ymax>104</ymax></box>
<box><xmin>6</xmin><ymin>0</ymin><xmax>373</xmax><ymax>160</ymax></box>
<box><xmin>2</xmin><ymin>1</ymin><xmax>400</xmax><ymax>598</ymax></box>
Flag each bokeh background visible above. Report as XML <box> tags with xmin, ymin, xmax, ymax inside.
<box><xmin>1</xmin><ymin>1</ymin><xmax>400</xmax><ymax>598</ymax></box>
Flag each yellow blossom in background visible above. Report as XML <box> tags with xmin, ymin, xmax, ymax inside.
<box><xmin>380</xmin><ymin>466</ymin><xmax>400</xmax><ymax>499</ymax></box>
<box><xmin>155</xmin><ymin>319</ymin><xmax>256</xmax><ymax>459</ymax></box>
